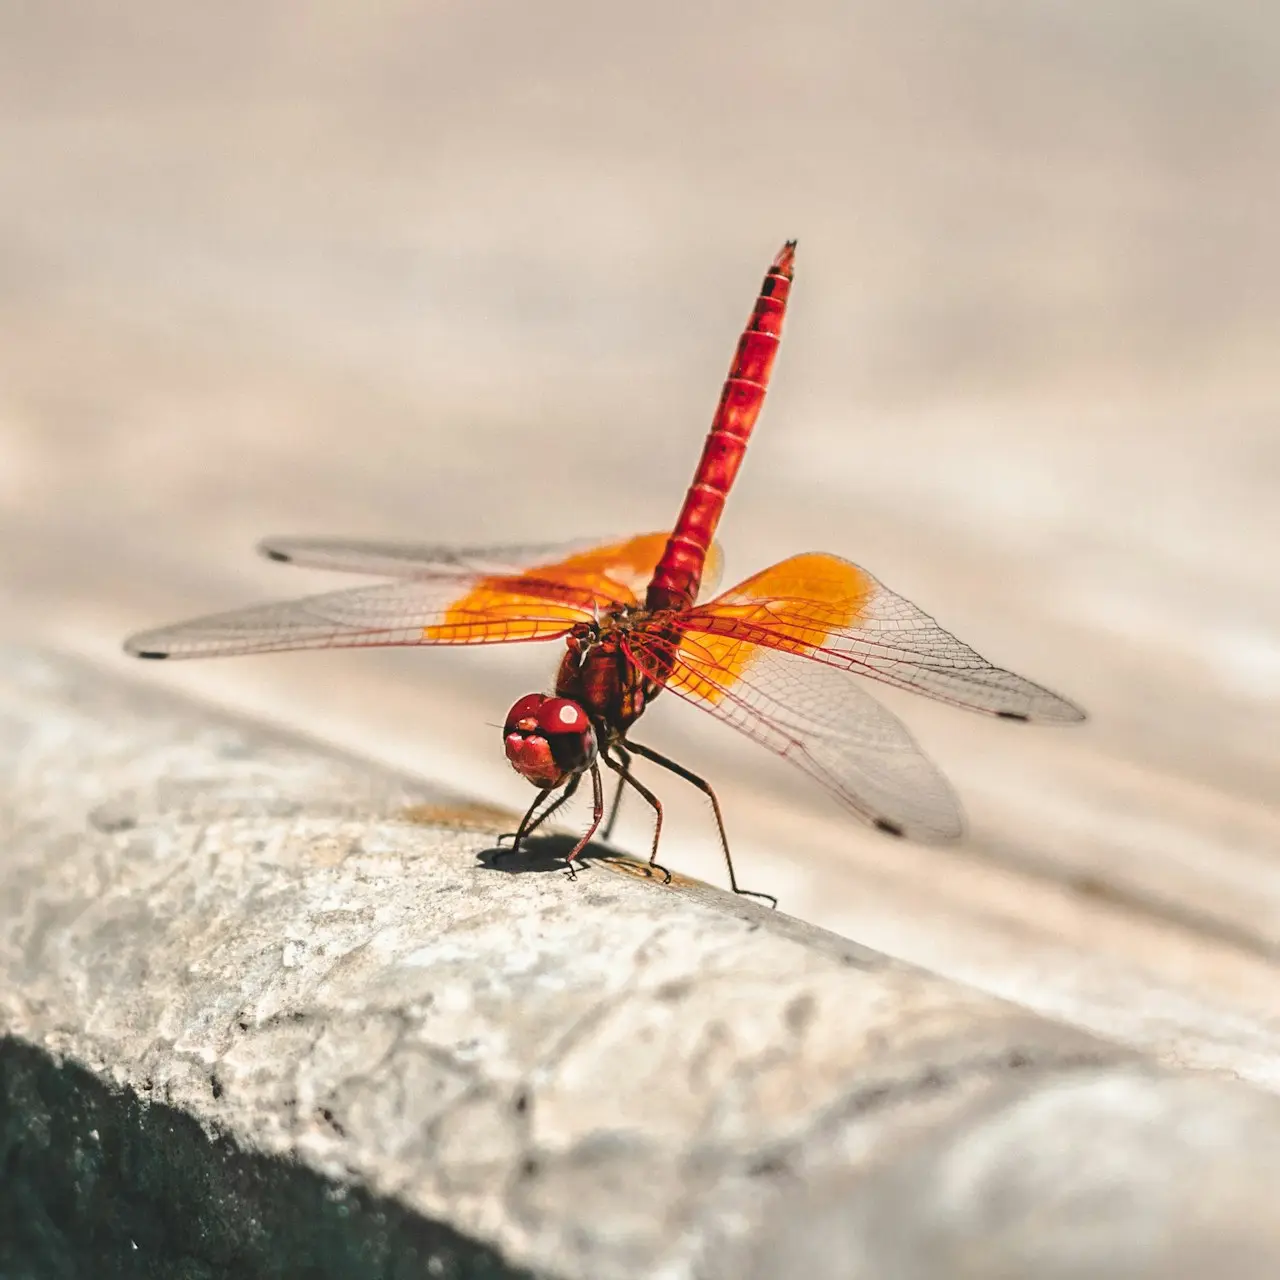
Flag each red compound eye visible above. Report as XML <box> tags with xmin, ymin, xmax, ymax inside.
<box><xmin>504</xmin><ymin>693</ymin><xmax>547</xmax><ymax>734</ymax></box>
<box><xmin>536</xmin><ymin>697</ymin><xmax>590</xmax><ymax>736</ymax></box>
<box><xmin>502</xmin><ymin>694</ymin><xmax>597</xmax><ymax>789</ymax></box>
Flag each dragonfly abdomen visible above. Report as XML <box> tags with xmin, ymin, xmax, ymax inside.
<box><xmin>645</xmin><ymin>241</ymin><xmax>796</xmax><ymax>614</ymax></box>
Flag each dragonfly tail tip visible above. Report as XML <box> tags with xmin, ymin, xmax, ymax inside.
<box><xmin>773</xmin><ymin>239</ymin><xmax>798</xmax><ymax>274</ymax></box>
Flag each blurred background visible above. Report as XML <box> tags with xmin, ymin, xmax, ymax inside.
<box><xmin>3</xmin><ymin>3</ymin><xmax>1279</xmax><ymax>1076</ymax></box>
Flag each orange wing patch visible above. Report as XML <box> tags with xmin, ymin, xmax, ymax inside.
<box><xmin>668</xmin><ymin>554</ymin><xmax>874</xmax><ymax>703</ymax></box>
<box><xmin>525</xmin><ymin>532</ymin><xmax>671</xmax><ymax>603</ymax></box>
<box><xmin>426</xmin><ymin>533</ymin><xmax>665</xmax><ymax>641</ymax></box>
<box><xmin>420</xmin><ymin>597</ymin><xmax>593</xmax><ymax>644</ymax></box>
<box><xmin>427</xmin><ymin>532</ymin><xmax>729</xmax><ymax>641</ymax></box>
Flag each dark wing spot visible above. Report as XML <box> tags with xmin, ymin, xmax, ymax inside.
<box><xmin>997</xmin><ymin>710</ymin><xmax>1030</xmax><ymax>722</ymax></box>
<box><xmin>874</xmin><ymin>817</ymin><xmax>905</xmax><ymax>838</ymax></box>
<box><xmin>263</xmin><ymin>548</ymin><xmax>291</xmax><ymax>562</ymax></box>
<box><xmin>134</xmin><ymin>650</ymin><xmax>170</xmax><ymax>660</ymax></box>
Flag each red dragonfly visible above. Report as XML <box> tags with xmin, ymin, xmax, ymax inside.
<box><xmin>125</xmin><ymin>242</ymin><xmax>1084</xmax><ymax>906</ymax></box>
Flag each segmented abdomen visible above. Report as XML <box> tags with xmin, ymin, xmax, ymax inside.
<box><xmin>645</xmin><ymin>241</ymin><xmax>796</xmax><ymax>614</ymax></box>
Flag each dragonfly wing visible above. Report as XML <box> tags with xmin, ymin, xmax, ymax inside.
<box><xmin>127</xmin><ymin>531</ymin><xmax>731</xmax><ymax>661</ymax></box>
<box><xmin>628</xmin><ymin>632</ymin><xmax>963</xmax><ymax>841</ymax></box>
<box><xmin>124</xmin><ymin>578</ymin><xmax>585</xmax><ymax>660</ymax></box>
<box><xmin>697</xmin><ymin>541</ymin><xmax>725</xmax><ymax>601</ymax></box>
<box><xmin>258</xmin><ymin>536</ymin><xmax>617</xmax><ymax>578</ymax></box>
<box><xmin>682</xmin><ymin>554</ymin><xmax>1085</xmax><ymax>723</ymax></box>
<box><xmin>258</xmin><ymin>530</ymin><xmax>723</xmax><ymax>594</ymax></box>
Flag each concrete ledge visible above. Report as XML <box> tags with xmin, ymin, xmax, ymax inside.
<box><xmin>0</xmin><ymin>1035</ymin><xmax>532</xmax><ymax>1279</ymax></box>
<box><xmin>4</xmin><ymin>644</ymin><xmax>1280</xmax><ymax>1278</ymax></box>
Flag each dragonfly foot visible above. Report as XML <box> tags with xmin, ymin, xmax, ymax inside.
<box><xmin>735</xmin><ymin>887</ymin><xmax>779</xmax><ymax>910</ymax></box>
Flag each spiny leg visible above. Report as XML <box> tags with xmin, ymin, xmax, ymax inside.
<box><xmin>497</xmin><ymin>777</ymin><xmax>579</xmax><ymax>851</ymax></box>
<box><xmin>624</xmin><ymin>739</ymin><xmax>777</xmax><ymax>908</ymax></box>
<box><xmin>602</xmin><ymin>750</ymin><xmax>672</xmax><ymax>887</ymax></box>
<box><xmin>492</xmin><ymin>786</ymin><xmax>552</xmax><ymax>867</ymax></box>
<box><xmin>602</xmin><ymin>742</ymin><xmax>631</xmax><ymax>841</ymax></box>
<box><xmin>560</xmin><ymin>762</ymin><xmax>606</xmax><ymax>880</ymax></box>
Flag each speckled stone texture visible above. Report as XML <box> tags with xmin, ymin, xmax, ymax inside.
<box><xmin>4</xmin><ymin>645</ymin><xmax>1280</xmax><ymax>1279</ymax></box>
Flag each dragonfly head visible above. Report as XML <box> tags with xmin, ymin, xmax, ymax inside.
<box><xmin>503</xmin><ymin>693</ymin><xmax>598</xmax><ymax>789</ymax></box>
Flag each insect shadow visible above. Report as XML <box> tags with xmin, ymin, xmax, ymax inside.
<box><xmin>475</xmin><ymin>832</ymin><xmax>633</xmax><ymax>881</ymax></box>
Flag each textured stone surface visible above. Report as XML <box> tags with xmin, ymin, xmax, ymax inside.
<box><xmin>740</xmin><ymin>1070</ymin><xmax>1280</xmax><ymax>1280</ymax></box>
<box><xmin>5</xmin><ymin>645</ymin><xmax>1280</xmax><ymax>1278</ymax></box>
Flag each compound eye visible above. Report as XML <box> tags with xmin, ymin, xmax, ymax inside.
<box><xmin>536</xmin><ymin>698</ymin><xmax>597</xmax><ymax>776</ymax></box>
<box><xmin>537</xmin><ymin>698</ymin><xmax>590</xmax><ymax>736</ymax></box>
<box><xmin>502</xmin><ymin>693</ymin><xmax>596</xmax><ymax>788</ymax></box>
<box><xmin>504</xmin><ymin>693</ymin><xmax>548</xmax><ymax>734</ymax></box>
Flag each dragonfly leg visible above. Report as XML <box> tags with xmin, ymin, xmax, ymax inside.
<box><xmin>602</xmin><ymin>750</ymin><xmax>672</xmax><ymax>887</ymax></box>
<box><xmin>496</xmin><ymin>791</ymin><xmax>547</xmax><ymax>850</ymax></box>
<box><xmin>623</xmin><ymin>740</ymin><xmax>777</xmax><ymax>908</ymax></box>
<box><xmin>601</xmin><ymin>742</ymin><xmax>631</xmax><ymax>841</ymax></box>
<box><xmin>498</xmin><ymin>778</ymin><xmax>578</xmax><ymax>851</ymax></box>
<box><xmin>561</xmin><ymin>762</ymin><xmax>606</xmax><ymax>880</ymax></box>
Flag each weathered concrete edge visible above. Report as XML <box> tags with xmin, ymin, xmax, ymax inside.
<box><xmin>5</xmin><ymin>644</ymin><xmax>1280</xmax><ymax>1280</ymax></box>
<box><xmin>0</xmin><ymin>1034</ymin><xmax>541</xmax><ymax>1280</ymax></box>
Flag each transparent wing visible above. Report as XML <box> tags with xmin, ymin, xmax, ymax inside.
<box><xmin>627</xmin><ymin>630</ymin><xmax>964</xmax><ymax>842</ymax></box>
<box><xmin>123</xmin><ymin>578</ymin><xmax>585</xmax><ymax>660</ymax></box>
<box><xmin>126</xmin><ymin>531</ymin><xmax>729</xmax><ymax>661</ymax></box>
<box><xmin>681</xmin><ymin>553</ymin><xmax>1085</xmax><ymax>723</ymax></box>
<box><xmin>258</xmin><ymin>536</ymin><xmax>616</xmax><ymax>578</ymax></box>
<box><xmin>257</xmin><ymin>531</ymin><xmax>725</xmax><ymax>600</ymax></box>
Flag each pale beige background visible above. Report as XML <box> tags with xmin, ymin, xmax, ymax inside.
<box><xmin>3</xmin><ymin>4</ymin><xmax>1279</xmax><ymax>1079</ymax></box>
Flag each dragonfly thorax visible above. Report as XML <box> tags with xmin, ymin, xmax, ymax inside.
<box><xmin>554</xmin><ymin>622</ymin><xmax>655</xmax><ymax>744</ymax></box>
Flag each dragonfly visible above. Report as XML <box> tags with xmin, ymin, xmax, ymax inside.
<box><xmin>124</xmin><ymin>241</ymin><xmax>1084</xmax><ymax>906</ymax></box>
